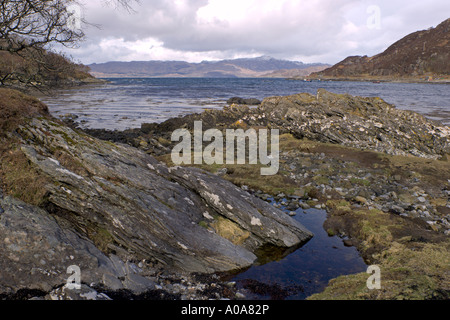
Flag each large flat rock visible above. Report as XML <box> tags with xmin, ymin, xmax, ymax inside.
<box><xmin>0</xmin><ymin>109</ymin><xmax>312</xmax><ymax>295</ymax></box>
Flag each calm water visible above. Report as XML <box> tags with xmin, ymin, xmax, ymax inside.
<box><xmin>40</xmin><ymin>78</ymin><xmax>450</xmax><ymax>130</ymax></box>
<box><xmin>232</xmin><ymin>202</ymin><xmax>368</xmax><ymax>300</ymax></box>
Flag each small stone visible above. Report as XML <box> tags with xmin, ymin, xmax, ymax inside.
<box><xmin>235</xmin><ymin>292</ymin><xmax>246</xmax><ymax>299</ymax></box>
<box><xmin>422</xmin><ymin>211</ymin><xmax>431</xmax><ymax>218</ymax></box>
<box><xmin>102</xmin><ymin>273</ymin><xmax>124</xmax><ymax>291</ymax></box>
<box><xmin>390</xmin><ymin>205</ymin><xmax>405</xmax><ymax>214</ymax></box>
<box><xmin>300</xmin><ymin>202</ymin><xmax>310</xmax><ymax>210</ymax></box>
<box><xmin>343</xmin><ymin>239</ymin><xmax>354</xmax><ymax>247</ymax></box>
<box><xmin>354</xmin><ymin>196</ymin><xmax>368</xmax><ymax>205</ymax></box>
<box><xmin>139</xmin><ymin>140</ymin><xmax>148</xmax><ymax>148</ymax></box>
<box><xmin>426</xmin><ymin>221</ymin><xmax>439</xmax><ymax>232</ymax></box>
<box><xmin>418</xmin><ymin>196</ymin><xmax>427</xmax><ymax>203</ymax></box>
<box><xmin>286</xmin><ymin>202</ymin><xmax>299</xmax><ymax>211</ymax></box>
<box><xmin>289</xmin><ymin>211</ymin><xmax>297</xmax><ymax>217</ymax></box>
<box><xmin>123</xmin><ymin>273</ymin><xmax>156</xmax><ymax>294</ymax></box>
<box><xmin>216</xmin><ymin>168</ymin><xmax>228</xmax><ymax>176</ymax></box>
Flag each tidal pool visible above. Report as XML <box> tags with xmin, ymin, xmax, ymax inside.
<box><xmin>232</xmin><ymin>202</ymin><xmax>368</xmax><ymax>300</ymax></box>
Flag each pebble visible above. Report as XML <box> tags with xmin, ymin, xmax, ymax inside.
<box><xmin>299</xmin><ymin>202</ymin><xmax>310</xmax><ymax>210</ymax></box>
<box><xmin>390</xmin><ymin>205</ymin><xmax>405</xmax><ymax>214</ymax></box>
<box><xmin>274</xmin><ymin>154</ymin><xmax>450</xmax><ymax>236</ymax></box>
<box><xmin>418</xmin><ymin>196</ymin><xmax>427</xmax><ymax>203</ymax></box>
<box><xmin>354</xmin><ymin>196</ymin><xmax>368</xmax><ymax>205</ymax></box>
<box><xmin>235</xmin><ymin>292</ymin><xmax>246</xmax><ymax>299</ymax></box>
<box><xmin>422</xmin><ymin>211</ymin><xmax>431</xmax><ymax>218</ymax></box>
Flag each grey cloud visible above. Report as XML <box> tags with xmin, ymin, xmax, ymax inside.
<box><xmin>69</xmin><ymin>0</ymin><xmax>450</xmax><ymax>64</ymax></box>
<box><xmin>162</xmin><ymin>0</ymin><xmax>358</xmax><ymax>53</ymax></box>
<box><xmin>84</xmin><ymin>0</ymin><xmax>209</xmax><ymax>41</ymax></box>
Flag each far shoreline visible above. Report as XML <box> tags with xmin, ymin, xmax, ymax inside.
<box><xmin>298</xmin><ymin>75</ymin><xmax>450</xmax><ymax>84</ymax></box>
<box><xmin>88</xmin><ymin>74</ymin><xmax>450</xmax><ymax>85</ymax></box>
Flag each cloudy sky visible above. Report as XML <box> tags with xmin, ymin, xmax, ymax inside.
<box><xmin>61</xmin><ymin>0</ymin><xmax>450</xmax><ymax>65</ymax></box>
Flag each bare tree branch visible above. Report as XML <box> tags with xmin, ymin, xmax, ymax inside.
<box><xmin>0</xmin><ymin>0</ymin><xmax>86</xmax><ymax>54</ymax></box>
<box><xmin>0</xmin><ymin>0</ymin><xmax>138</xmax><ymax>88</ymax></box>
<box><xmin>102</xmin><ymin>0</ymin><xmax>140</xmax><ymax>13</ymax></box>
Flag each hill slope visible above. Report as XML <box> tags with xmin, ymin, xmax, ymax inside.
<box><xmin>312</xmin><ymin>18</ymin><xmax>450</xmax><ymax>81</ymax></box>
<box><xmin>88</xmin><ymin>56</ymin><xmax>329</xmax><ymax>78</ymax></box>
<box><xmin>0</xmin><ymin>48</ymin><xmax>99</xmax><ymax>89</ymax></box>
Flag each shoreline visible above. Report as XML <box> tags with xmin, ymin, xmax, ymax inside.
<box><xmin>90</xmin><ymin>74</ymin><xmax>450</xmax><ymax>85</ymax></box>
<box><xmin>81</xmin><ymin>90</ymin><xmax>450</xmax><ymax>300</ymax></box>
<box><xmin>39</xmin><ymin>77</ymin><xmax>450</xmax><ymax>131</ymax></box>
<box><xmin>295</xmin><ymin>75</ymin><xmax>450</xmax><ymax>84</ymax></box>
<box><xmin>1</xmin><ymin>87</ymin><xmax>449</xmax><ymax>301</ymax></box>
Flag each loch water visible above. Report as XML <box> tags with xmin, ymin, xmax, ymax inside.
<box><xmin>231</xmin><ymin>202</ymin><xmax>368</xmax><ymax>300</ymax></box>
<box><xmin>40</xmin><ymin>78</ymin><xmax>450</xmax><ymax>130</ymax></box>
<box><xmin>38</xmin><ymin>78</ymin><xmax>449</xmax><ymax>299</ymax></box>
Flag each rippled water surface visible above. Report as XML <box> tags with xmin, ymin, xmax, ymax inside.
<box><xmin>39</xmin><ymin>78</ymin><xmax>450</xmax><ymax>130</ymax></box>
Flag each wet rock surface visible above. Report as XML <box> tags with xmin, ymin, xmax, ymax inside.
<box><xmin>2</xmin><ymin>87</ymin><xmax>449</xmax><ymax>300</ymax></box>
<box><xmin>227</xmin><ymin>97</ymin><xmax>262</xmax><ymax>106</ymax></box>
<box><xmin>246</xmin><ymin>89</ymin><xmax>449</xmax><ymax>159</ymax></box>
<box><xmin>84</xmin><ymin>89</ymin><xmax>449</xmax><ymax>160</ymax></box>
<box><xmin>83</xmin><ymin>89</ymin><xmax>449</xmax><ymax>236</ymax></box>
<box><xmin>77</xmin><ymin>88</ymin><xmax>450</xmax><ymax>300</ymax></box>
<box><xmin>0</xmin><ymin>88</ymin><xmax>312</xmax><ymax>299</ymax></box>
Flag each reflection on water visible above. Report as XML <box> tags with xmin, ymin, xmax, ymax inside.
<box><xmin>231</xmin><ymin>201</ymin><xmax>368</xmax><ymax>300</ymax></box>
<box><xmin>38</xmin><ymin>78</ymin><xmax>450</xmax><ymax>130</ymax></box>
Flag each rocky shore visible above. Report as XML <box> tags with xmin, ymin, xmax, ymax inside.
<box><xmin>1</xmin><ymin>88</ymin><xmax>449</xmax><ymax>300</ymax></box>
<box><xmin>0</xmin><ymin>88</ymin><xmax>312</xmax><ymax>300</ymax></box>
<box><xmin>82</xmin><ymin>89</ymin><xmax>449</xmax><ymax>299</ymax></box>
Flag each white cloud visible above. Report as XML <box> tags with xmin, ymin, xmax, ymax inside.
<box><xmin>62</xmin><ymin>0</ymin><xmax>450</xmax><ymax>65</ymax></box>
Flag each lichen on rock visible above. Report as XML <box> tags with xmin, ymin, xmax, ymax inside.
<box><xmin>0</xmin><ymin>88</ymin><xmax>313</xmax><ymax>298</ymax></box>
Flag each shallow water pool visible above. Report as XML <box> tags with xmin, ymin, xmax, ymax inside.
<box><xmin>232</xmin><ymin>203</ymin><xmax>368</xmax><ymax>300</ymax></box>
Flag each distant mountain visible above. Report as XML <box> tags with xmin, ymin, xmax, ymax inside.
<box><xmin>88</xmin><ymin>56</ymin><xmax>329</xmax><ymax>78</ymax></box>
<box><xmin>312</xmin><ymin>18</ymin><xmax>450</xmax><ymax>81</ymax></box>
<box><xmin>261</xmin><ymin>66</ymin><xmax>333</xmax><ymax>78</ymax></box>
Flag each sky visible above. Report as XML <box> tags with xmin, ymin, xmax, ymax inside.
<box><xmin>60</xmin><ymin>0</ymin><xmax>450</xmax><ymax>65</ymax></box>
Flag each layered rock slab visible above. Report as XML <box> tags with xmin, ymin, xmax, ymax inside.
<box><xmin>243</xmin><ymin>89</ymin><xmax>449</xmax><ymax>159</ymax></box>
<box><xmin>0</xmin><ymin>90</ymin><xmax>312</xmax><ymax>295</ymax></box>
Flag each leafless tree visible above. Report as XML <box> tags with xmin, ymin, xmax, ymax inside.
<box><xmin>0</xmin><ymin>0</ymin><xmax>86</xmax><ymax>53</ymax></box>
<box><xmin>103</xmin><ymin>0</ymin><xmax>139</xmax><ymax>13</ymax></box>
<box><xmin>0</xmin><ymin>0</ymin><xmax>138</xmax><ymax>88</ymax></box>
